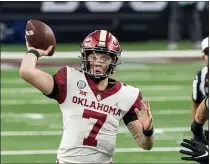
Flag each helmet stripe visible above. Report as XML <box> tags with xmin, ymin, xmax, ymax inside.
<box><xmin>98</xmin><ymin>30</ymin><xmax>107</xmax><ymax>46</ymax></box>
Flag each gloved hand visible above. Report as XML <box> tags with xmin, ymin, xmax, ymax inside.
<box><xmin>180</xmin><ymin>139</ymin><xmax>209</xmax><ymax>164</ymax></box>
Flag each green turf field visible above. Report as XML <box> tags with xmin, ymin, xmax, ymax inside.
<box><xmin>1</xmin><ymin>58</ymin><xmax>205</xmax><ymax>163</ymax></box>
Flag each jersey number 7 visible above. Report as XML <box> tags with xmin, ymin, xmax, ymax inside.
<box><xmin>82</xmin><ymin>109</ymin><xmax>107</xmax><ymax>147</ymax></box>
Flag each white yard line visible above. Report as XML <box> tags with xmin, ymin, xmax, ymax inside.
<box><xmin>145</xmin><ymin>96</ymin><xmax>190</xmax><ymax>101</ymax></box>
<box><xmin>116</xmin><ymin>74</ymin><xmax>194</xmax><ymax>80</ymax></box>
<box><xmin>1</xmin><ymin>113</ymin><xmax>57</xmax><ymax>118</ymax></box>
<box><xmin>1</xmin><ymin>147</ymin><xmax>184</xmax><ymax>155</ymax></box>
<box><xmin>1</xmin><ymin>99</ymin><xmax>56</xmax><ymax>105</ymax></box>
<box><xmin>115</xmin><ymin>147</ymin><xmax>184</xmax><ymax>152</ymax></box>
<box><xmin>129</xmin><ymin>78</ymin><xmax>192</xmax><ymax>82</ymax></box>
<box><xmin>1</xmin><ymin>127</ymin><xmax>190</xmax><ymax>136</ymax></box>
<box><xmin>138</xmin><ymin>85</ymin><xmax>187</xmax><ymax>91</ymax></box>
<box><xmin>2</xmin><ymin>88</ymin><xmax>40</xmax><ymax>94</ymax></box>
<box><xmin>117</xmin><ymin>127</ymin><xmax>189</xmax><ymax>134</ymax></box>
<box><xmin>153</xmin><ymin>109</ymin><xmax>190</xmax><ymax>115</ymax></box>
<box><xmin>1</xmin><ymin>131</ymin><xmax>62</xmax><ymax>136</ymax></box>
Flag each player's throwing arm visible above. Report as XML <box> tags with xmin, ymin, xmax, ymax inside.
<box><xmin>20</xmin><ymin>20</ymin><xmax>55</xmax><ymax>95</ymax></box>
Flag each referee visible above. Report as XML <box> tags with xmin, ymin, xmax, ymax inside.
<box><xmin>191</xmin><ymin>37</ymin><xmax>209</xmax><ymax>121</ymax></box>
<box><xmin>181</xmin><ymin>37</ymin><xmax>209</xmax><ymax>164</ymax></box>
<box><xmin>191</xmin><ymin>37</ymin><xmax>209</xmax><ymax>145</ymax></box>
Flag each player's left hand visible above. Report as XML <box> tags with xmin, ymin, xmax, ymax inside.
<box><xmin>135</xmin><ymin>100</ymin><xmax>153</xmax><ymax>131</ymax></box>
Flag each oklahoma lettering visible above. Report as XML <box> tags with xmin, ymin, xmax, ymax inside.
<box><xmin>72</xmin><ymin>96</ymin><xmax>121</xmax><ymax>116</ymax></box>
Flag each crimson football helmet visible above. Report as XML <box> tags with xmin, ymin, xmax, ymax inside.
<box><xmin>80</xmin><ymin>30</ymin><xmax>122</xmax><ymax>79</ymax></box>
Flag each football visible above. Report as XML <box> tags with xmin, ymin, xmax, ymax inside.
<box><xmin>25</xmin><ymin>19</ymin><xmax>56</xmax><ymax>56</ymax></box>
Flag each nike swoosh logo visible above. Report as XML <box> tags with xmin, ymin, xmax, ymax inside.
<box><xmin>194</xmin><ymin>151</ymin><xmax>208</xmax><ymax>159</ymax></box>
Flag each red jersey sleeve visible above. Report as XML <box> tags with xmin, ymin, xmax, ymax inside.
<box><xmin>46</xmin><ymin>67</ymin><xmax>67</xmax><ymax>104</ymax></box>
<box><xmin>54</xmin><ymin>67</ymin><xmax>67</xmax><ymax>104</ymax></box>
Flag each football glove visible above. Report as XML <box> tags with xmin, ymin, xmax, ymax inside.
<box><xmin>180</xmin><ymin>139</ymin><xmax>209</xmax><ymax>164</ymax></box>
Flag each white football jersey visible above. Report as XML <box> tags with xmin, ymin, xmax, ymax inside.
<box><xmin>55</xmin><ymin>67</ymin><xmax>140</xmax><ymax>163</ymax></box>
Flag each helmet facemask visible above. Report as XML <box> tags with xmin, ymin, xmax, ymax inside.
<box><xmin>79</xmin><ymin>47</ymin><xmax>121</xmax><ymax>80</ymax></box>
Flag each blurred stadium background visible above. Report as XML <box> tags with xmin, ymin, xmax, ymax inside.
<box><xmin>1</xmin><ymin>1</ymin><xmax>209</xmax><ymax>163</ymax></box>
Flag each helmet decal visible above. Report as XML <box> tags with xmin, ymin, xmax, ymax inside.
<box><xmin>98</xmin><ymin>30</ymin><xmax>107</xmax><ymax>46</ymax></box>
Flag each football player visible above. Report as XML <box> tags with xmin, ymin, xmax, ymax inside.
<box><xmin>20</xmin><ymin>30</ymin><xmax>154</xmax><ymax>163</ymax></box>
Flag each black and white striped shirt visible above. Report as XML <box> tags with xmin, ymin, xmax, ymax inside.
<box><xmin>192</xmin><ymin>66</ymin><xmax>209</xmax><ymax>104</ymax></box>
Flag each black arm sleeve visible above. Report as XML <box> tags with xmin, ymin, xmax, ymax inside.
<box><xmin>45</xmin><ymin>77</ymin><xmax>59</xmax><ymax>99</ymax></box>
